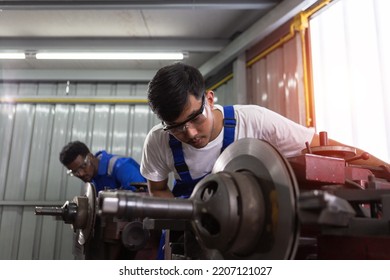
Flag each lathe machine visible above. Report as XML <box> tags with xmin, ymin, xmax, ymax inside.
<box><xmin>35</xmin><ymin>132</ymin><xmax>390</xmax><ymax>259</ymax></box>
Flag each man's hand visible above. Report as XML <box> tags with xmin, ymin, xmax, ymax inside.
<box><xmin>148</xmin><ymin>179</ymin><xmax>174</xmax><ymax>198</ymax></box>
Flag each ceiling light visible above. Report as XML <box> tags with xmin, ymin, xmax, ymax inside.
<box><xmin>35</xmin><ymin>52</ymin><xmax>185</xmax><ymax>60</ymax></box>
<box><xmin>0</xmin><ymin>53</ymin><xmax>26</xmax><ymax>59</ymax></box>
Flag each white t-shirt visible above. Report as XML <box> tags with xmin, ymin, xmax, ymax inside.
<box><xmin>140</xmin><ymin>104</ymin><xmax>315</xmax><ymax>182</ymax></box>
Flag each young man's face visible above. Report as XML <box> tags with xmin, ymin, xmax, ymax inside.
<box><xmin>163</xmin><ymin>92</ymin><xmax>215</xmax><ymax>149</ymax></box>
<box><xmin>66</xmin><ymin>154</ymin><xmax>95</xmax><ymax>182</ymax></box>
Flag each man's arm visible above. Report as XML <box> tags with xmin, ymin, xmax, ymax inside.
<box><xmin>310</xmin><ymin>133</ymin><xmax>390</xmax><ymax>168</ymax></box>
<box><xmin>148</xmin><ymin>178</ymin><xmax>174</xmax><ymax>198</ymax></box>
<box><xmin>113</xmin><ymin>159</ymin><xmax>146</xmax><ymax>191</ymax></box>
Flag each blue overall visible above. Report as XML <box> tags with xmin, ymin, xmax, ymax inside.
<box><xmin>91</xmin><ymin>151</ymin><xmax>146</xmax><ymax>193</ymax></box>
<box><xmin>157</xmin><ymin>106</ymin><xmax>236</xmax><ymax>259</ymax></box>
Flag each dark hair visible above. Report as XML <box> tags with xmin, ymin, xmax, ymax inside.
<box><xmin>147</xmin><ymin>62</ymin><xmax>205</xmax><ymax>122</ymax></box>
<box><xmin>59</xmin><ymin>141</ymin><xmax>90</xmax><ymax>165</ymax></box>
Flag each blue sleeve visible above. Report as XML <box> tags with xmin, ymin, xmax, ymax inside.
<box><xmin>112</xmin><ymin>158</ymin><xmax>146</xmax><ymax>191</ymax></box>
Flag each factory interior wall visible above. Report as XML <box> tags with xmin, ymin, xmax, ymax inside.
<box><xmin>246</xmin><ymin>33</ymin><xmax>307</xmax><ymax>127</ymax></box>
<box><xmin>213</xmin><ymin>17</ymin><xmax>308</xmax><ymax>127</ymax></box>
<box><xmin>0</xmin><ymin>81</ymin><xmax>159</xmax><ymax>259</ymax></box>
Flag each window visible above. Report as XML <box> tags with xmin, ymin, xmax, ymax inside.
<box><xmin>310</xmin><ymin>0</ymin><xmax>390</xmax><ymax>162</ymax></box>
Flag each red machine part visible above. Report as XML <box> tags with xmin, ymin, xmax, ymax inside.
<box><xmin>290</xmin><ymin>131</ymin><xmax>390</xmax><ymax>259</ymax></box>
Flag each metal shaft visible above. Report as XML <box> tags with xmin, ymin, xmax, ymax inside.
<box><xmin>35</xmin><ymin>206</ymin><xmax>64</xmax><ymax>216</ymax></box>
<box><xmin>99</xmin><ymin>191</ymin><xmax>194</xmax><ymax>220</ymax></box>
<box><xmin>34</xmin><ymin>201</ymin><xmax>78</xmax><ymax>224</ymax></box>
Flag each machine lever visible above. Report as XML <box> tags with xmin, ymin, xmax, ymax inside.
<box><xmin>345</xmin><ymin>152</ymin><xmax>370</xmax><ymax>163</ymax></box>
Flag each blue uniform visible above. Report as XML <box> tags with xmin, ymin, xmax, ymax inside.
<box><xmin>91</xmin><ymin>151</ymin><xmax>146</xmax><ymax>193</ymax></box>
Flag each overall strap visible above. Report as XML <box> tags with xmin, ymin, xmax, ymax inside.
<box><xmin>169</xmin><ymin>134</ymin><xmax>193</xmax><ymax>182</ymax></box>
<box><xmin>222</xmin><ymin>105</ymin><xmax>236</xmax><ymax>153</ymax></box>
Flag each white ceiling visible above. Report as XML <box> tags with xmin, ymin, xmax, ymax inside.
<box><xmin>0</xmin><ymin>0</ymin><xmax>317</xmax><ymax>82</ymax></box>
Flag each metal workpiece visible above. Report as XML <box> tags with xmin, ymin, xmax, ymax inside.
<box><xmin>98</xmin><ymin>191</ymin><xmax>194</xmax><ymax>220</ymax></box>
<box><xmin>95</xmin><ymin>139</ymin><xmax>300</xmax><ymax>259</ymax></box>
<box><xmin>35</xmin><ymin>183</ymin><xmax>97</xmax><ymax>246</ymax></box>
<box><xmin>35</xmin><ymin>205</ymin><xmax>69</xmax><ymax>216</ymax></box>
<box><xmin>213</xmin><ymin>138</ymin><xmax>300</xmax><ymax>260</ymax></box>
<box><xmin>191</xmin><ymin>171</ymin><xmax>266</xmax><ymax>258</ymax></box>
<box><xmin>98</xmin><ymin>169</ymin><xmax>268</xmax><ymax>259</ymax></box>
<box><xmin>35</xmin><ymin>201</ymin><xmax>73</xmax><ymax>217</ymax></box>
<box><xmin>34</xmin><ymin>196</ymin><xmax>89</xmax><ymax>229</ymax></box>
<box><xmin>35</xmin><ymin>200</ymin><xmax>79</xmax><ymax>225</ymax></box>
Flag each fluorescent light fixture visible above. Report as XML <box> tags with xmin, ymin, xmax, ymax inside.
<box><xmin>36</xmin><ymin>52</ymin><xmax>184</xmax><ymax>60</ymax></box>
<box><xmin>0</xmin><ymin>53</ymin><xmax>26</xmax><ymax>59</ymax></box>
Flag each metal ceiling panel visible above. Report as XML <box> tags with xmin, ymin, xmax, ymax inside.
<box><xmin>0</xmin><ymin>0</ymin><xmax>287</xmax><ymax>81</ymax></box>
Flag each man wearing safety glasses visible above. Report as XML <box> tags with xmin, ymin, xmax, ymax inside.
<box><xmin>141</xmin><ymin>63</ymin><xmax>389</xmax><ymax>199</ymax></box>
<box><xmin>60</xmin><ymin>141</ymin><xmax>146</xmax><ymax>193</ymax></box>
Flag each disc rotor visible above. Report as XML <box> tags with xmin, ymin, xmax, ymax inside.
<box><xmin>212</xmin><ymin>138</ymin><xmax>300</xmax><ymax>259</ymax></box>
<box><xmin>76</xmin><ymin>182</ymin><xmax>97</xmax><ymax>245</ymax></box>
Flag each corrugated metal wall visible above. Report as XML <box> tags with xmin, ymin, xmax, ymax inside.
<box><xmin>213</xmin><ymin>81</ymin><xmax>235</xmax><ymax>106</ymax></box>
<box><xmin>247</xmin><ymin>34</ymin><xmax>307</xmax><ymax>126</ymax></box>
<box><xmin>0</xmin><ymin>81</ymin><xmax>159</xmax><ymax>259</ymax></box>
<box><xmin>213</xmin><ymin>32</ymin><xmax>307</xmax><ymax>126</ymax></box>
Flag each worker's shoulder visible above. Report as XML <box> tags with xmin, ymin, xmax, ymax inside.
<box><xmin>144</xmin><ymin>123</ymin><xmax>168</xmax><ymax>145</ymax></box>
<box><xmin>232</xmin><ymin>104</ymin><xmax>269</xmax><ymax>117</ymax></box>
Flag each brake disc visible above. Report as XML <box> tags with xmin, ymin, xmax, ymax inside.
<box><xmin>76</xmin><ymin>182</ymin><xmax>97</xmax><ymax>246</ymax></box>
<box><xmin>212</xmin><ymin>138</ymin><xmax>300</xmax><ymax>259</ymax></box>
